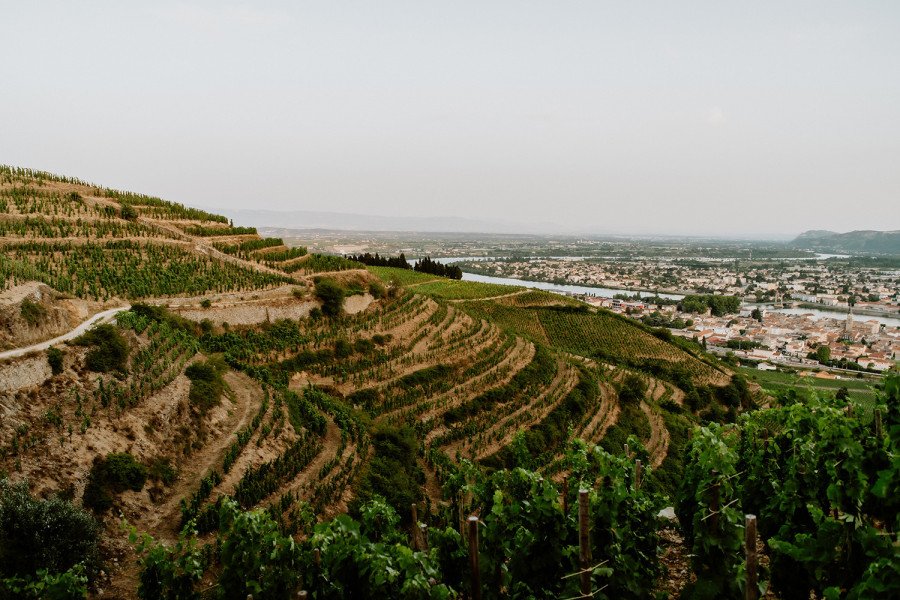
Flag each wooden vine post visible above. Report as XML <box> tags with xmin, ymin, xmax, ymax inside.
<box><xmin>578</xmin><ymin>489</ymin><xmax>592</xmax><ymax>597</ymax></box>
<box><xmin>745</xmin><ymin>514</ymin><xmax>758</xmax><ymax>600</ymax></box>
<box><xmin>468</xmin><ymin>516</ymin><xmax>481</xmax><ymax>600</ymax></box>
<box><xmin>411</xmin><ymin>503</ymin><xmax>420</xmax><ymax>550</ymax></box>
<box><xmin>875</xmin><ymin>409</ymin><xmax>883</xmax><ymax>439</ymax></box>
<box><xmin>562</xmin><ymin>476</ymin><xmax>569</xmax><ymax>515</ymax></box>
<box><xmin>635</xmin><ymin>459</ymin><xmax>643</xmax><ymax>490</ymax></box>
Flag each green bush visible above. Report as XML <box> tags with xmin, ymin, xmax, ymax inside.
<box><xmin>314</xmin><ymin>279</ymin><xmax>345</xmax><ymax>317</ymax></box>
<box><xmin>0</xmin><ymin>479</ymin><xmax>100</xmax><ymax>581</ymax></box>
<box><xmin>368</xmin><ymin>281</ymin><xmax>386</xmax><ymax>299</ymax></box>
<box><xmin>120</xmin><ymin>203</ymin><xmax>138</xmax><ymax>220</ymax></box>
<box><xmin>20</xmin><ymin>299</ymin><xmax>47</xmax><ymax>327</ymax></box>
<box><xmin>83</xmin><ymin>453</ymin><xmax>147</xmax><ymax>513</ymax></box>
<box><xmin>618</xmin><ymin>373</ymin><xmax>647</xmax><ymax>405</ymax></box>
<box><xmin>47</xmin><ymin>347</ymin><xmax>64</xmax><ymax>375</ymax></box>
<box><xmin>333</xmin><ymin>339</ymin><xmax>353</xmax><ymax>358</ymax></box>
<box><xmin>185</xmin><ymin>358</ymin><xmax>226</xmax><ymax>411</ymax></box>
<box><xmin>353</xmin><ymin>338</ymin><xmax>375</xmax><ymax>354</ymax></box>
<box><xmin>73</xmin><ymin>324</ymin><xmax>129</xmax><ymax>373</ymax></box>
<box><xmin>600</xmin><ymin>404</ymin><xmax>652</xmax><ymax>455</ymax></box>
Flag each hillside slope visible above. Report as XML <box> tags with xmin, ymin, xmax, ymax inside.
<box><xmin>791</xmin><ymin>229</ymin><xmax>900</xmax><ymax>255</ymax></box>
<box><xmin>0</xmin><ymin>167</ymin><xmax>748</xmax><ymax>598</ymax></box>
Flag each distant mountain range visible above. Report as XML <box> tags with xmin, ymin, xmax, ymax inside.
<box><xmin>791</xmin><ymin>230</ymin><xmax>900</xmax><ymax>255</ymax></box>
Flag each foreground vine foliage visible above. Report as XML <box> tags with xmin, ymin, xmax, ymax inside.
<box><xmin>677</xmin><ymin>375</ymin><xmax>899</xmax><ymax>599</ymax></box>
<box><xmin>130</xmin><ymin>442</ymin><xmax>661</xmax><ymax>600</ymax></box>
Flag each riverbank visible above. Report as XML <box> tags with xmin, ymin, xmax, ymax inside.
<box><xmin>457</xmin><ymin>266</ymin><xmax>689</xmax><ymax>299</ymax></box>
<box><xmin>457</xmin><ymin>271</ymin><xmax>686</xmax><ymax>300</ymax></box>
<box><xmin>794</xmin><ymin>302</ymin><xmax>899</xmax><ymax>319</ymax></box>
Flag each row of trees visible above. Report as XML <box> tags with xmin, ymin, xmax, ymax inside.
<box><xmin>678</xmin><ymin>294</ymin><xmax>742</xmax><ymax>316</ymax></box>
<box><xmin>346</xmin><ymin>253</ymin><xmax>464</xmax><ymax>280</ymax></box>
<box><xmin>413</xmin><ymin>257</ymin><xmax>463</xmax><ymax>280</ymax></box>
<box><xmin>346</xmin><ymin>252</ymin><xmax>413</xmax><ymax>269</ymax></box>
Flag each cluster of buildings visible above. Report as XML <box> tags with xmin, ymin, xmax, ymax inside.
<box><xmin>679</xmin><ymin>308</ymin><xmax>897</xmax><ymax>372</ymax></box>
<box><xmin>572</xmin><ymin>291</ymin><xmax>898</xmax><ymax>373</ymax></box>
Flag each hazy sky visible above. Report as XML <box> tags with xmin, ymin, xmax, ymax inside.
<box><xmin>2</xmin><ymin>1</ymin><xmax>899</xmax><ymax>237</ymax></box>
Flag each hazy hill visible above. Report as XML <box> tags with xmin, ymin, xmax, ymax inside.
<box><xmin>791</xmin><ymin>229</ymin><xmax>900</xmax><ymax>255</ymax></box>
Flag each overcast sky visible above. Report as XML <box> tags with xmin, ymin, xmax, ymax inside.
<box><xmin>2</xmin><ymin>1</ymin><xmax>898</xmax><ymax>237</ymax></box>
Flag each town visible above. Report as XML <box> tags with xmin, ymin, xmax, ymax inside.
<box><xmin>452</xmin><ymin>256</ymin><xmax>899</xmax><ymax>374</ymax></box>
<box><xmin>456</xmin><ymin>255</ymin><xmax>900</xmax><ymax>314</ymax></box>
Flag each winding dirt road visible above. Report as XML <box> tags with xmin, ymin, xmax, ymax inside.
<box><xmin>0</xmin><ymin>305</ymin><xmax>131</xmax><ymax>361</ymax></box>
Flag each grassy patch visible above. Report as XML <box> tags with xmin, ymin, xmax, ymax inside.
<box><xmin>367</xmin><ymin>266</ymin><xmax>440</xmax><ymax>286</ymax></box>
<box><xmin>19</xmin><ymin>299</ymin><xmax>46</xmax><ymax>326</ymax></box>
<box><xmin>410</xmin><ymin>279</ymin><xmax>522</xmax><ymax>300</ymax></box>
<box><xmin>738</xmin><ymin>366</ymin><xmax>877</xmax><ymax>402</ymax></box>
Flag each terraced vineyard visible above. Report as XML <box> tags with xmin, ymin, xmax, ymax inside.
<box><xmin>0</xmin><ymin>168</ymin><xmax>760</xmax><ymax>598</ymax></box>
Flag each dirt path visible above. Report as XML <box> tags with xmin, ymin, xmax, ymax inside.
<box><xmin>405</xmin><ymin>279</ymin><xmax>443</xmax><ymax>288</ymax></box>
<box><xmin>141</xmin><ymin>371</ymin><xmax>261</xmax><ymax>537</ymax></box>
<box><xmin>641</xmin><ymin>401</ymin><xmax>670</xmax><ymax>468</ymax></box>
<box><xmin>578</xmin><ymin>381</ymin><xmax>621</xmax><ymax>443</ymax></box>
<box><xmin>448</xmin><ymin>289</ymin><xmax>529</xmax><ymax>304</ymax></box>
<box><xmin>0</xmin><ymin>305</ymin><xmax>130</xmax><ymax>361</ymax></box>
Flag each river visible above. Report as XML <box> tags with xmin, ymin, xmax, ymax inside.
<box><xmin>457</xmin><ymin>272</ymin><xmax>685</xmax><ymax>300</ymax></box>
<box><xmin>758</xmin><ymin>306</ymin><xmax>900</xmax><ymax>328</ymax></box>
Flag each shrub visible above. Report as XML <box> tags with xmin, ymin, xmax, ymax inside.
<box><xmin>0</xmin><ymin>479</ymin><xmax>100</xmax><ymax>580</ymax></box>
<box><xmin>0</xmin><ymin>564</ymin><xmax>88</xmax><ymax>599</ymax></box>
<box><xmin>82</xmin><ymin>453</ymin><xmax>147</xmax><ymax>513</ymax></box>
<box><xmin>148</xmin><ymin>458</ymin><xmax>177</xmax><ymax>486</ymax></box>
<box><xmin>20</xmin><ymin>299</ymin><xmax>46</xmax><ymax>327</ymax></box>
<box><xmin>368</xmin><ymin>281</ymin><xmax>386</xmax><ymax>299</ymax></box>
<box><xmin>199</xmin><ymin>319</ymin><xmax>214</xmax><ymax>335</ymax></box>
<box><xmin>372</xmin><ymin>333</ymin><xmax>391</xmax><ymax>346</ymax></box>
<box><xmin>333</xmin><ymin>339</ymin><xmax>353</xmax><ymax>358</ymax></box>
<box><xmin>353</xmin><ymin>338</ymin><xmax>375</xmax><ymax>354</ymax></box>
<box><xmin>186</xmin><ymin>358</ymin><xmax>226</xmax><ymax>411</ymax></box>
<box><xmin>120</xmin><ymin>203</ymin><xmax>138</xmax><ymax>220</ymax></box>
<box><xmin>618</xmin><ymin>373</ymin><xmax>647</xmax><ymax>405</ymax></box>
<box><xmin>200</xmin><ymin>298</ymin><xmax>212</xmax><ymax>309</ymax></box>
<box><xmin>314</xmin><ymin>279</ymin><xmax>344</xmax><ymax>317</ymax></box>
<box><xmin>47</xmin><ymin>347</ymin><xmax>64</xmax><ymax>375</ymax></box>
<box><xmin>73</xmin><ymin>324</ymin><xmax>129</xmax><ymax>373</ymax></box>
